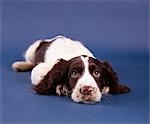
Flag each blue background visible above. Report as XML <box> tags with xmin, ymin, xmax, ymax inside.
<box><xmin>1</xmin><ymin>1</ymin><xmax>149</xmax><ymax>124</ymax></box>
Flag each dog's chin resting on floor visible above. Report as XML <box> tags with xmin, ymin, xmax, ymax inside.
<box><xmin>12</xmin><ymin>35</ymin><xmax>130</xmax><ymax>104</ymax></box>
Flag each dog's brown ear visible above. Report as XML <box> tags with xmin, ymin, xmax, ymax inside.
<box><xmin>33</xmin><ymin>59</ymin><xmax>68</xmax><ymax>95</ymax></box>
<box><xmin>102</xmin><ymin>61</ymin><xmax>130</xmax><ymax>94</ymax></box>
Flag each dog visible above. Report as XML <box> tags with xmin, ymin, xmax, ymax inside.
<box><xmin>12</xmin><ymin>35</ymin><xmax>130</xmax><ymax>104</ymax></box>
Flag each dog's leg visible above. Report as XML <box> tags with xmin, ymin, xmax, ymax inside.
<box><xmin>12</xmin><ymin>61</ymin><xmax>34</xmax><ymax>72</ymax></box>
<box><xmin>12</xmin><ymin>40</ymin><xmax>42</xmax><ymax>72</ymax></box>
<box><xmin>32</xmin><ymin>59</ymin><xmax>68</xmax><ymax>95</ymax></box>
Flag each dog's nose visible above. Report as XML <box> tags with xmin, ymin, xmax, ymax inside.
<box><xmin>79</xmin><ymin>86</ymin><xmax>94</xmax><ymax>95</ymax></box>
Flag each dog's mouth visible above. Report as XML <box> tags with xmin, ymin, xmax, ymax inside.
<box><xmin>71</xmin><ymin>86</ymin><xmax>102</xmax><ymax>104</ymax></box>
<box><xmin>81</xmin><ymin>95</ymin><xmax>100</xmax><ymax>104</ymax></box>
<box><xmin>73</xmin><ymin>94</ymin><xmax>102</xmax><ymax>104</ymax></box>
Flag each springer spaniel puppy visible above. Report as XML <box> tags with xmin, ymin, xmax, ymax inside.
<box><xmin>12</xmin><ymin>35</ymin><xmax>130</xmax><ymax>104</ymax></box>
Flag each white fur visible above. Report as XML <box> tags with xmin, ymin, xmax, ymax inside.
<box><xmin>24</xmin><ymin>35</ymin><xmax>64</xmax><ymax>63</ymax></box>
<box><xmin>25</xmin><ymin>40</ymin><xmax>42</xmax><ymax>63</ymax></box>
<box><xmin>31</xmin><ymin>60</ymin><xmax>59</xmax><ymax>85</ymax></box>
<box><xmin>102</xmin><ymin>87</ymin><xmax>109</xmax><ymax>94</ymax></box>
<box><xmin>45</xmin><ymin>37</ymin><xmax>95</xmax><ymax>62</ymax></box>
<box><xmin>71</xmin><ymin>56</ymin><xmax>102</xmax><ymax>103</ymax></box>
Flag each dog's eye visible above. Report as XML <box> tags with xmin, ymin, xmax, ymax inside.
<box><xmin>71</xmin><ymin>69</ymin><xmax>79</xmax><ymax>78</ymax></box>
<box><xmin>93</xmin><ymin>70</ymin><xmax>101</xmax><ymax>77</ymax></box>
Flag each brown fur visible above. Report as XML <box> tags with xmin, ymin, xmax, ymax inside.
<box><xmin>102</xmin><ymin>61</ymin><xmax>130</xmax><ymax>94</ymax></box>
<box><xmin>34</xmin><ymin>41</ymin><xmax>52</xmax><ymax>65</ymax></box>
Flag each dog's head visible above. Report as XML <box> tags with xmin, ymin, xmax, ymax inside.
<box><xmin>66</xmin><ymin>56</ymin><xmax>109</xmax><ymax>104</ymax></box>
<box><xmin>34</xmin><ymin>55</ymin><xmax>118</xmax><ymax>104</ymax></box>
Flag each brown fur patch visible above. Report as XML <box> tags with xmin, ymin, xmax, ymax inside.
<box><xmin>34</xmin><ymin>41</ymin><xmax>53</xmax><ymax>65</ymax></box>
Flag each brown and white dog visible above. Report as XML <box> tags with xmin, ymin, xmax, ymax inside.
<box><xmin>12</xmin><ymin>35</ymin><xmax>130</xmax><ymax>104</ymax></box>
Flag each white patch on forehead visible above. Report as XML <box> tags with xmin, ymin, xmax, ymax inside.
<box><xmin>84</xmin><ymin>56</ymin><xmax>89</xmax><ymax>61</ymax></box>
<box><xmin>81</xmin><ymin>56</ymin><xmax>89</xmax><ymax>76</ymax></box>
<box><xmin>80</xmin><ymin>56</ymin><xmax>96</xmax><ymax>86</ymax></box>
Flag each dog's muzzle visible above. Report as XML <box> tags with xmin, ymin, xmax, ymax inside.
<box><xmin>71</xmin><ymin>85</ymin><xmax>102</xmax><ymax>104</ymax></box>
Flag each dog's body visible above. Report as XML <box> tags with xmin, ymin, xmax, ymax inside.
<box><xmin>12</xmin><ymin>35</ymin><xmax>130</xmax><ymax>104</ymax></box>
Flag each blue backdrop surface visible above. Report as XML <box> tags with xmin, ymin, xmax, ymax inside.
<box><xmin>1</xmin><ymin>1</ymin><xmax>149</xmax><ymax>124</ymax></box>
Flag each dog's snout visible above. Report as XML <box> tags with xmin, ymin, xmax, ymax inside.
<box><xmin>79</xmin><ymin>86</ymin><xmax>94</xmax><ymax>95</ymax></box>
<box><xmin>71</xmin><ymin>85</ymin><xmax>101</xmax><ymax>104</ymax></box>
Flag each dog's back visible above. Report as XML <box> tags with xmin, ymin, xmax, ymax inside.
<box><xmin>12</xmin><ymin>35</ymin><xmax>94</xmax><ymax>71</ymax></box>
